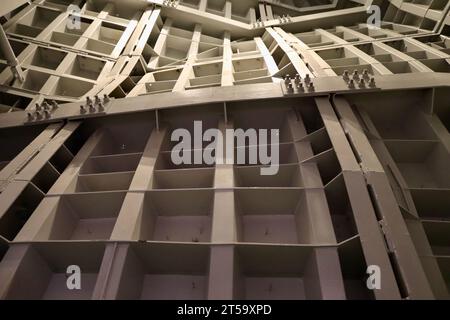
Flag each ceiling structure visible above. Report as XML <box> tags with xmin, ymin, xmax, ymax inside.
<box><xmin>0</xmin><ymin>0</ymin><xmax>448</xmax><ymax>109</ymax></box>
<box><xmin>0</xmin><ymin>0</ymin><xmax>449</xmax><ymax>300</ymax></box>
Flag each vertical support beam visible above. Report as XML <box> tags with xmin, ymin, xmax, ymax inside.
<box><xmin>208</xmin><ymin>119</ymin><xmax>236</xmax><ymax>299</ymax></box>
<box><xmin>247</xmin><ymin>8</ymin><xmax>257</xmax><ymax>23</ymax></box>
<box><xmin>265</xmin><ymin>28</ymin><xmax>311</xmax><ymax>78</ymax></box>
<box><xmin>0</xmin><ymin>25</ymin><xmax>24</xmax><ymax>82</ymax></box>
<box><xmin>259</xmin><ymin>3</ymin><xmax>267</xmax><ymax>21</ymax></box>
<box><xmin>210</xmin><ymin>119</ymin><xmax>236</xmax><ymax>242</ymax></box>
<box><xmin>316</xmin><ymin>96</ymin><xmax>403</xmax><ymax>299</ymax></box>
<box><xmin>208</xmin><ymin>245</ymin><xmax>235</xmax><ymax>299</ymax></box>
<box><xmin>172</xmin><ymin>24</ymin><xmax>202</xmax><ymax>92</ymax></box>
<box><xmin>0</xmin><ymin>244</ymin><xmax>41</xmax><ymax>299</ymax></box>
<box><xmin>111</xmin><ymin>125</ymin><xmax>167</xmax><ymax>240</ymax></box>
<box><xmin>0</xmin><ymin>123</ymin><xmax>62</xmax><ymax>192</ymax></box>
<box><xmin>199</xmin><ymin>0</ymin><xmax>207</xmax><ymax>12</ymax></box>
<box><xmin>275</xmin><ymin>27</ymin><xmax>335</xmax><ymax>77</ymax></box>
<box><xmin>332</xmin><ymin>96</ymin><xmax>435</xmax><ymax>299</ymax></box>
<box><xmin>92</xmin><ymin>243</ymin><xmax>144</xmax><ymax>300</ymax></box>
<box><xmin>148</xmin><ymin>18</ymin><xmax>173</xmax><ymax>70</ymax></box>
<box><xmin>286</xmin><ymin>110</ymin><xmax>336</xmax><ymax>244</ymax></box>
<box><xmin>221</xmin><ymin>31</ymin><xmax>234</xmax><ymax>86</ymax></box>
<box><xmin>255</xmin><ymin>37</ymin><xmax>278</xmax><ymax>77</ymax></box>
<box><xmin>265</xmin><ymin>4</ymin><xmax>274</xmax><ymax>20</ymax></box>
<box><xmin>224</xmin><ymin>1</ymin><xmax>232</xmax><ymax>19</ymax></box>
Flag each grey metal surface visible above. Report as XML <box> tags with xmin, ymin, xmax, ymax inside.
<box><xmin>0</xmin><ymin>0</ymin><xmax>449</xmax><ymax>300</ymax></box>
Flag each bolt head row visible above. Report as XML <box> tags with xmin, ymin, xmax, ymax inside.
<box><xmin>28</xmin><ymin>100</ymin><xmax>59</xmax><ymax>121</ymax></box>
<box><xmin>343</xmin><ymin>70</ymin><xmax>376</xmax><ymax>88</ymax></box>
<box><xmin>80</xmin><ymin>95</ymin><xmax>108</xmax><ymax>114</ymax></box>
<box><xmin>285</xmin><ymin>74</ymin><xmax>314</xmax><ymax>93</ymax></box>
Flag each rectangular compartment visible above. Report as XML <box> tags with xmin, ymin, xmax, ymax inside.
<box><xmin>152</xmin><ymin>168</ymin><xmax>215</xmax><ymax>189</ymax></box>
<box><xmin>234</xmin><ymin>164</ymin><xmax>302</xmax><ymax>187</ymax></box>
<box><xmin>0</xmin><ymin>125</ymin><xmax>47</xmax><ymax>168</ymax></box>
<box><xmin>360</xmin><ymin>103</ymin><xmax>437</xmax><ymax>140</ymax></box>
<box><xmin>2</xmin><ymin>243</ymin><xmax>104</xmax><ymax>300</ymax></box>
<box><xmin>91</xmin><ymin>123</ymin><xmax>154</xmax><ymax>156</ymax></box>
<box><xmin>0</xmin><ymin>184</ymin><xmax>44</xmax><ymax>241</ymax></box>
<box><xmin>436</xmin><ymin>256</ymin><xmax>450</xmax><ymax>294</ymax></box>
<box><xmin>382</xmin><ymin>61</ymin><xmax>422</xmax><ymax>74</ymax></box>
<box><xmin>325</xmin><ymin>174</ymin><xmax>358</xmax><ymax>242</ymax></box>
<box><xmin>48</xmin><ymin>77</ymin><xmax>94</xmax><ymax>98</ymax></box>
<box><xmin>136</xmin><ymin>190</ymin><xmax>214</xmax><ymax>243</ymax></box>
<box><xmin>384</xmin><ymin>140</ymin><xmax>450</xmax><ymax>188</ymax></box>
<box><xmin>235</xmin><ymin>245</ymin><xmax>344</xmax><ymax>299</ymax></box>
<box><xmin>49</xmin><ymin>32</ymin><xmax>81</xmax><ymax>46</ymax></box>
<box><xmin>12</xmin><ymin>70</ymin><xmax>50</xmax><ymax>92</ymax></box>
<box><xmin>68</xmin><ymin>171</ymin><xmax>134</xmax><ymax>192</ymax></box>
<box><xmin>82</xmin><ymin>38</ymin><xmax>115</xmax><ymax>55</ymax></box>
<box><xmin>235</xmin><ymin>188</ymin><xmax>314</xmax><ymax>244</ymax></box>
<box><xmin>81</xmin><ymin>153</ymin><xmax>142</xmax><ymax>174</ymax></box>
<box><xmin>410</xmin><ymin>189</ymin><xmax>450</xmax><ymax>219</ymax></box>
<box><xmin>8</xmin><ymin>7</ymin><xmax>60</xmax><ymax>37</ymax></box>
<box><xmin>422</xmin><ymin>220</ymin><xmax>450</xmax><ymax>255</ymax></box>
<box><xmin>33</xmin><ymin>192</ymin><xmax>126</xmax><ymax>240</ymax></box>
<box><xmin>229</xmin><ymin>103</ymin><xmax>294</xmax><ymax>144</ymax></box>
<box><xmin>91</xmin><ymin>22</ymin><xmax>125</xmax><ymax>45</ymax></box>
<box><xmin>23</xmin><ymin>47</ymin><xmax>67</xmax><ymax>70</ymax></box>
<box><xmin>155</xmin><ymin>150</ymin><xmax>216</xmax><ymax>170</ymax></box>
<box><xmin>338</xmin><ymin>237</ymin><xmax>375</xmax><ymax>299</ymax></box>
<box><xmin>65</xmin><ymin>55</ymin><xmax>106</xmax><ymax>80</ymax></box>
<box><xmin>113</xmin><ymin>243</ymin><xmax>210</xmax><ymax>299</ymax></box>
<box><xmin>234</xmin><ymin>143</ymin><xmax>298</xmax><ymax>167</ymax></box>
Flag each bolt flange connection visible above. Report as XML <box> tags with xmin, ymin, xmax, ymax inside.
<box><xmin>348</xmin><ymin>79</ymin><xmax>355</xmax><ymax>88</ymax></box>
<box><xmin>51</xmin><ymin>100</ymin><xmax>58</xmax><ymax>110</ymax></box>
<box><xmin>304</xmin><ymin>74</ymin><xmax>311</xmax><ymax>83</ymax></box>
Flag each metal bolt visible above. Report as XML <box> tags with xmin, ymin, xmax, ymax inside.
<box><xmin>42</xmin><ymin>101</ymin><xmax>49</xmax><ymax>110</ymax></box>
<box><xmin>304</xmin><ymin>74</ymin><xmax>310</xmax><ymax>83</ymax></box>
<box><xmin>359</xmin><ymin>78</ymin><xmax>365</xmax><ymax>88</ymax></box>
<box><xmin>287</xmin><ymin>82</ymin><xmax>293</xmax><ymax>91</ymax></box>
<box><xmin>343</xmin><ymin>70</ymin><xmax>349</xmax><ymax>79</ymax></box>
<box><xmin>308</xmin><ymin>82</ymin><xmax>314</xmax><ymax>91</ymax></box>
<box><xmin>103</xmin><ymin>94</ymin><xmax>110</xmax><ymax>103</ymax></box>
<box><xmin>44</xmin><ymin>110</ymin><xmax>51</xmax><ymax>118</ymax></box>
<box><xmin>80</xmin><ymin>105</ymin><xmax>86</xmax><ymax>113</ymax></box>
<box><xmin>348</xmin><ymin>79</ymin><xmax>355</xmax><ymax>88</ymax></box>
<box><xmin>352</xmin><ymin>70</ymin><xmax>359</xmax><ymax>80</ymax></box>
<box><xmin>369</xmin><ymin>77</ymin><xmax>376</xmax><ymax>87</ymax></box>
<box><xmin>35</xmin><ymin>103</ymin><xmax>41</xmax><ymax>111</ymax></box>
<box><xmin>86</xmin><ymin>97</ymin><xmax>92</xmax><ymax>105</ymax></box>
<box><xmin>294</xmin><ymin>73</ymin><xmax>301</xmax><ymax>84</ymax></box>
<box><xmin>35</xmin><ymin>111</ymin><xmax>42</xmax><ymax>120</ymax></box>
<box><xmin>89</xmin><ymin>104</ymin><xmax>96</xmax><ymax>113</ymax></box>
<box><xmin>98</xmin><ymin>102</ymin><xmax>104</xmax><ymax>111</ymax></box>
<box><xmin>296</xmin><ymin>82</ymin><xmax>304</xmax><ymax>91</ymax></box>
<box><xmin>284</xmin><ymin>74</ymin><xmax>291</xmax><ymax>84</ymax></box>
<box><xmin>95</xmin><ymin>95</ymin><xmax>101</xmax><ymax>105</ymax></box>
<box><xmin>363</xmin><ymin>69</ymin><xmax>369</xmax><ymax>78</ymax></box>
<box><xmin>51</xmin><ymin>100</ymin><xmax>58</xmax><ymax>110</ymax></box>
<box><xmin>27</xmin><ymin>112</ymin><xmax>34</xmax><ymax>121</ymax></box>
